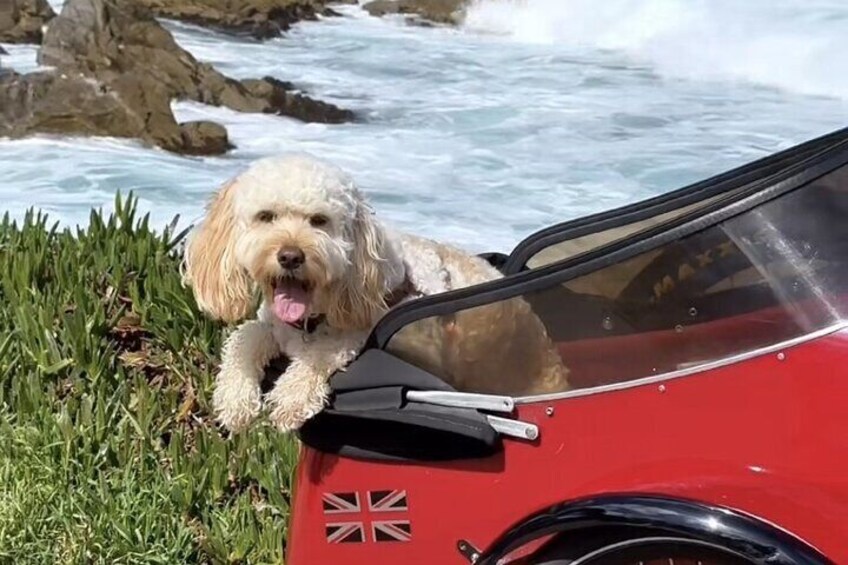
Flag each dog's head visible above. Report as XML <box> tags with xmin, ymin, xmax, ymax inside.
<box><xmin>182</xmin><ymin>153</ymin><xmax>405</xmax><ymax>330</ymax></box>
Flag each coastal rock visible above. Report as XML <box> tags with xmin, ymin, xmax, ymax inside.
<box><xmin>0</xmin><ymin>0</ymin><xmax>55</xmax><ymax>43</ymax></box>
<box><xmin>40</xmin><ymin>0</ymin><xmax>258</xmax><ymax>109</ymax></box>
<box><xmin>0</xmin><ymin>71</ymin><xmax>177</xmax><ymax>150</ymax></box>
<box><xmin>0</xmin><ymin>71</ymin><xmax>234</xmax><ymax>155</ymax></box>
<box><xmin>241</xmin><ymin>76</ymin><xmax>353</xmax><ymax>123</ymax></box>
<box><xmin>107</xmin><ymin>74</ymin><xmax>186</xmax><ymax>151</ymax></box>
<box><xmin>16</xmin><ymin>0</ymin><xmax>350</xmax><ymax>153</ymax></box>
<box><xmin>40</xmin><ymin>0</ymin><xmax>352</xmax><ymax>120</ymax></box>
<box><xmin>0</xmin><ymin>72</ymin><xmax>143</xmax><ymax>140</ymax></box>
<box><xmin>134</xmin><ymin>0</ymin><xmax>337</xmax><ymax>40</ymax></box>
<box><xmin>363</xmin><ymin>0</ymin><xmax>466</xmax><ymax>25</ymax></box>
<box><xmin>180</xmin><ymin>120</ymin><xmax>232</xmax><ymax>155</ymax></box>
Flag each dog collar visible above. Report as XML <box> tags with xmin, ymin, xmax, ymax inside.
<box><xmin>286</xmin><ymin>314</ymin><xmax>326</xmax><ymax>334</ymax></box>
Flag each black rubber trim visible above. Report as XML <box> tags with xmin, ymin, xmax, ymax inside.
<box><xmin>476</xmin><ymin>495</ymin><xmax>832</xmax><ymax>565</ymax></box>
<box><xmin>366</xmin><ymin>131</ymin><xmax>848</xmax><ymax>349</ymax></box>
<box><xmin>298</xmin><ymin>405</ymin><xmax>500</xmax><ymax>462</ymax></box>
<box><xmin>327</xmin><ymin>349</ymin><xmax>455</xmax><ymax>394</ymax></box>
<box><xmin>296</xmin><ymin>350</ymin><xmax>500</xmax><ymax>462</ymax></box>
<box><xmin>504</xmin><ymin>126</ymin><xmax>848</xmax><ymax>274</ymax></box>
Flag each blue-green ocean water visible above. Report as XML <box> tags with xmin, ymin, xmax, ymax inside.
<box><xmin>2</xmin><ymin>0</ymin><xmax>847</xmax><ymax>251</ymax></box>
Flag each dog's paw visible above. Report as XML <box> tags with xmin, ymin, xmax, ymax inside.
<box><xmin>266</xmin><ymin>378</ymin><xmax>329</xmax><ymax>433</ymax></box>
<box><xmin>212</xmin><ymin>379</ymin><xmax>263</xmax><ymax>433</ymax></box>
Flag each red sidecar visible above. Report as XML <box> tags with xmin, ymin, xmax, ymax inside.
<box><xmin>286</xmin><ymin>127</ymin><xmax>848</xmax><ymax>565</ymax></box>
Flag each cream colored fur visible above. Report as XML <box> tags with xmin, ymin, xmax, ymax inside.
<box><xmin>183</xmin><ymin>153</ymin><xmax>568</xmax><ymax>433</ymax></box>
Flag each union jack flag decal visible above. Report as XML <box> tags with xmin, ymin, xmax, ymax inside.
<box><xmin>323</xmin><ymin>490</ymin><xmax>411</xmax><ymax>543</ymax></box>
<box><xmin>322</xmin><ymin>492</ymin><xmax>361</xmax><ymax>514</ymax></box>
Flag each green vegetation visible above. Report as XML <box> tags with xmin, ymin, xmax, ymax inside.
<box><xmin>0</xmin><ymin>196</ymin><xmax>297</xmax><ymax>564</ymax></box>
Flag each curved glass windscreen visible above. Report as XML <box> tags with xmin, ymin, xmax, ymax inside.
<box><xmin>385</xmin><ymin>161</ymin><xmax>848</xmax><ymax>397</ymax></box>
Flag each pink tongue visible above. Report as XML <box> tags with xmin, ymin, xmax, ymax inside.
<box><xmin>273</xmin><ymin>282</ymin><xmax>309</xmax><ymax>324</ymax></box>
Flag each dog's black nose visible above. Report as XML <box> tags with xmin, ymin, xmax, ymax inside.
<box><xmin>277</xmin><ymin>247</ymin><xmax>305</xmax><ymax>269</ymax></box>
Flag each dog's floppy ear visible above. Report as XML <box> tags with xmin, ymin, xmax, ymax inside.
<box><xmin>325</xmin><ymin>196</ymin><xmax>405</xmax><ymax>331</ymax></box>
<box><xmin>182</xmin><ymin>180</ymin><xmax>255</xmax><ymax>322</ymax></box>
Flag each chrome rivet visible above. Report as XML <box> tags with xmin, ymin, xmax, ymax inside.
<box><xmin>545</xmin><ymin>406</ymin><xmax>554</xmax><ymax>416</ymax></box>
<box><xmin>658</xmin><ymin>384</ymin><xmax>666</xmax><ymax>393</ymax></box>
<box><xmin>471</xmin><ymin>553</ymin><xmax>480</xmax><ymax>563</ymax></box>
<box><xmin>777</xmin><ymin>352</ymin><xmax>786</xmax><ymax>361</ymax></box>
<box><xmin>525</xmin><ymin>427</ymin><xmax>538</xmax><ymax>440</ymax></box>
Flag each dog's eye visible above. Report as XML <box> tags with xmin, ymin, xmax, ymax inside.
<box><xmin>255</xmin><ymin>210</ymin><xmax>276</xmax><ymax>223</ymax></box>
<box><xmin>309</xmin><ymin>214</ymin><xmax>329</xmax><ymax>228</ymax></box>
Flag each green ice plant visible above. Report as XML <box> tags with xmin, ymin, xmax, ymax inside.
<box><xmin>0</xmin><ymin>194</ymin><xmax>298</xmax><ymax>564</ymax></box>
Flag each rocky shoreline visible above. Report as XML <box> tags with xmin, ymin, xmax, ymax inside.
<box><xmin>363</xmin><ymin>0</ymin><xmax>466</xmax><ymax>25</ymax></box>
<box><xmin>0</xmin><ymin>0</ymin><xmax>466</xmax><ymax>155</ymax></box>
<box><xmin>0</xmin><ymin>0</ymin><xmax>55</xmax><ymax>43</ymax></box>
<box><xmin>135</xmin><ymin>0</ymin><xmax>351</xmax><ymax>39</ymax></box>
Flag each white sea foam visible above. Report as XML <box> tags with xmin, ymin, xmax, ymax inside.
<box><xmin>465</xmin><ymin>0</ymin><xmax>848</xmax><ymax>100</ymax></box>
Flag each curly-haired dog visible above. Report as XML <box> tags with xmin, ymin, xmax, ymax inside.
<box><xmin>183</xmin><ymin>154</ymin><xmax>568</xmax><ymax>432</ymax></box>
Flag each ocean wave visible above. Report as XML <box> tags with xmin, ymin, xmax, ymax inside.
<box><xmin>464</xmin><ymin>0</ymin><xmax>848</xmax><ymax>100</ymax></box>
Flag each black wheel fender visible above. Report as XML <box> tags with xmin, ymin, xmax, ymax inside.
<box><xmin>476</xmin><ymin>495</ymin><xmax>832</xmax><ymax>565</ymax></box>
